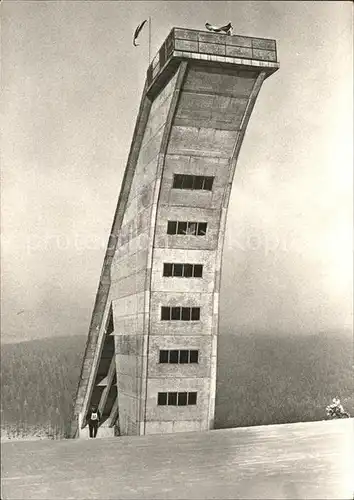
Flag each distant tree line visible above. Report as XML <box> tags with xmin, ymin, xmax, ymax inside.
<box><xmin>215</xmin><ymin>330</ymin><xmax>354</xmax><ymax>428</ymax></box>
<box><xmin>1</xmin><ymin>336</ymin><xmax>85</xmax><ymax>439</ymax></box>
<box><xmin>1</xmin><ymin>330</ymin><xmax>353</xmax><ymax>440</ymax></box>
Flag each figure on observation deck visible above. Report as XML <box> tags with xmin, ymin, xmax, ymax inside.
<box><xmin>205</xmin><ymin>22</ymin><xmax>233</xmax><ymax>35</ymax></box>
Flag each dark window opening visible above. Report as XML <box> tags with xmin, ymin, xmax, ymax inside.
<box><xmin>179</xmin><ymin>350</ymin><xmax>189</xmax><ymax>364</ymax></box>
<box><xmin>177</xmin><ymin>221</ymin><xmax>187</xmax><ymax>235</ymax></box>
<box><xmin>191</xmin><ymin>307</ymin><xmax>200</xmax><ymax>321</ymax></box>
<box><xmin>183</xmin><ymin>175</ymin><xmax>194</xmax><ymax>190</ymax></box>
<box><xmin>190</xmin><ymin>350</ymin><xmax>199</xmax><ymax>363</ymax></box>
<box><xmin>187</xmin><ymin>222</ymin><xmax>197</xmax><ymax>235</ymax></box>
<box><xmin>161</xmin><ymin>306</ymin><xmax>200</xmax><ymax>322</ymax></box>
<box><xmin>181</xmin><ymin>307</ymin><xmax>191</xmax><ymax>321</ymax></box>
<box><xmin>197</xmin><ymin>222</ymin><xmax>207</xmax><ymax>236</ymax></box>
<box><xmin>203</xmin><ymin>176</ymin><xmax>214</xmax><ymax>191</ymax></box>
<box><xmin>159</xmin><ymin>350</ymin><xmax>169</xmax><ymax>363</ymax></box>
<box><xmin>158</xmin><ymin>392</ymin><xmax>167</xmax><ymax>405</ymax></box>
<box><xmin>158</xmin><ymin>349</ymin><xmax>200</xmax><ymax>364</ymax></box>
<box><xmin>168</xmin><ymin>392</ymin><xmax>178</xmax><ymax>405</ymax></box>
<box><xmin>173</xmin><ymin>264</ymin><xmax>183</xmax><ymax>277</ymax></box>
<box><xmin>178</xmin><ymin>392</ymin><xmax>188</xmax><ymax>406</ymax></box>
<box><xmin>193</xmin><ymin>264</ymin><xmax>203</xmax><ymax>278</ymax></box>
<box><xmin>163</xmin><ymin>263</ymin><xmax>173</xmax><ymax>277</ymax></box>
<box><xmin>163</xmin><ymin>263</ymin><xmax>204</xmax><ymax>278</ymax></box>
<box><xmin>167</xmin><ymin>221</ymin><xmax>177</xmax><ymax>235</ymax></box>
<box><xmin>172</xmin><ymin>174</ymin><xmax>214</xmax><ymax>191</ymax></box>
<box><xmin>171</xmin><ymin>307</ymin><xmax>181</xmax><ymax>321</ymax></box>
<box><xmin>173</xmin><ymin>174</ymin><xmax>184</xmax><ymax>189</ymax></box>
<box><xmin>188</xmin><ymin>392</ymin><xmax>197</xmax><ymax>405</ymax></box>
<box><xmin>183</xmin><ymin>264</ymin><xmax>193</xmax><ymax>278</ymax></box>
<box><xmin>167</xmin><ymin>220</ymin><xmax>207</xmax><ymax>236</ymax></box>
<box><xmin>194</xmin><ymin>176</ymin><xmax>204</xmax><ymax>190</ymax></box>
<box><xmin>169</xmin><ymin>350</ymin><xmax>179</xmax><ymax>363</ymax></box>
<box><xmin>157</xmin><ymin>391</ymin><xmax>198</xmax><ymax>406</ymax></box>
<box><xmin>161</xmin><ymin>307</ymin><xmax>171</xmax><ymax>321</ymax></box>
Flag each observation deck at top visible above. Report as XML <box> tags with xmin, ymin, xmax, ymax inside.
<box><xmin>146</xmin><ymin>27</ymin><xmax>279</xmax><ymax>96</ymax></box>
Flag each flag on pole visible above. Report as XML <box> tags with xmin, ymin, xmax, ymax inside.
<box><xmin>133</xmin><ymin>20</ymin><xmax>148</xmax><ymax>46</ymax></box>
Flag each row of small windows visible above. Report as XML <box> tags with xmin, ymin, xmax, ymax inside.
<box><xmin>173</xmin><ymin>174</ymin><xmax>214</xmax><ymax>191</ymax></box>
<box><xmin>159</xmin><ymin>349</ymin><xmax>199</xmax><ymax>364</ymax></box>
<box><xmin>157</xmin><ymin>391</ymin><xmax>197</xmax><ymax>406</ymax></box>
<box><xmin>161</xmin><ymin>306</ymin><xmax>200</xmax><ymax>321</ymax></box>
<box><xmin>163</xmin><ymin>263</ymin><xmax>203</xmax><ymax>278</ymax></box>
<box><xmin>167</xmin><ymin>221</ymin><xmax>207</xmax><ymax>236</ymax></box>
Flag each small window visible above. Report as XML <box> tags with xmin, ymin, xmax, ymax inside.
<box><xmin>178</xmin><ymin>392</ymin><xmax>188</xmax><ymax>406</ymax></box>
<box><xmin>167</xmin><ymin>221</ymin><xmax>177</xmax><ymax>235</ymax></box>
<box><xmin>161</xmin><ymin>307</ymin><xmax>170</xmax><ymax>321</ymax></box>
<box><xmin>163</xmin><ymin>263</ymin><xmax>173</xmax><ymax>277</ymax></box>
<box><xmin>191</xmin><ymin>307</ymin><xmax>200</xmax><ymax>321</ymax></box>
<box><xmin>190</xmin><ymin>350</ymin><xmax>199</xmax><ymax>363</ymax></box>
<box><xmin>183</xmin><ymin>175</ymin><xmax>194</xmax><ymax>190</ymax></box>
<box><xmin>187</xmin><ymin>222</ymin><xmax>197</xmax><ymax>235</ymax></box>
<box><xmin>203</xmin><ymin>176</ymin><xmax>214</xmax><ymax>191</ymax></box>
<box><xmin>169</xmin><ymin>350</ymin><xmax>179</xmax><ymax>363</ymax></box>
<box><xmin>183</xmin><ymin>264</ymin><xmax>193</xmax><ymax>278</ymax></box>
<box><xmin>168</xmin><ymin>392</ymin><xmax>178</xmax><ymax>405</ymax></box>
<box><xmin>194</xmin><ymin>176</ymin><xmax>204</xmax><ymax>190</ymax></box>
<box><xmin>188</xmin><ymin>392</ymin><xmax>197</xmax><ymax>405</ymax></box>
<box><xmin>177</xmin><ymin>221</ymin><xmax>187</xmax><ymax>235</ymax></box>
<box><xmin>197</xmin><ymin>222</ymin><xmax>207</xmax><ymax>236</ymax></box>
<box><xmin>181</xmin><ymin>307</ymin><xmax>191</xmax><ymax>321</ymax></box>
<box><xmin>179</xmin><ymin>350</ymin><xmax>189</xmax><ymax>364</ymax></box>
<box><xmin>171</xmin><ymin>307</ymin><xmax>181</xmax><ymax>321</ymax></box>
<box><xmin>159</xmin><ymin>350</ymin><xmax>169</xmax><ymax>363</ymax></box>
<box><xmin>193</xmin><ymin>265</ymin><xmax>203</xmax><ymax>278</ymax></box>
<box><xmin>173</xmin><ymin>264</ymin><xmax>183</xmax><ymax>277</ymax></box>
<box><xmin>173</xmin><ymin>174</ymin><xmax>184</xmax><ymax>189</ymax></box>
<box><xmin>158</xmin><ymin>392</ymin><xmax>167</xmax><ymax>405</ymax></box>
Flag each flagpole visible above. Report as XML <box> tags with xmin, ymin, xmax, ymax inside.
<box><xmin>148</xmin><ymin>16</ymin><xmax>151</xmax><ymax>65</ymax></box>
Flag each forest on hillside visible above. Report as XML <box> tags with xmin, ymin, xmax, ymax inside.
<box><xmin>1</xmin><ymin>336</ymin><xmax>86</xmax><ymax>440</ymax></box>
<box><xmin>215</xmin><ymin>329</ymin><xmax>353</xmax><ymax>428</ymax></box>
<box><xmin>1</xmin><ymin>330</ymin><xmax>353</xmax><ymax>439</ymax></box>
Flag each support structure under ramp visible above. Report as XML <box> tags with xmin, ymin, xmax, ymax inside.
<box><xmin>71</xmin><ymin>27</ymin><xmax>279</xmax><ymax>438</ymax></box>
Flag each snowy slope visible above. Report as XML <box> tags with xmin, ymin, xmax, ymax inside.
<box><xmin>1</xmin><ymin>419</ymin><xmax>353</xmax><ymax>500</ymax></box>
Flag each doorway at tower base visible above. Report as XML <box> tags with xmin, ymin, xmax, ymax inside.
<box><xmin>78</xmin><ymin>422</ymin><xmax>115</xmax><ymax>439</ymax></box>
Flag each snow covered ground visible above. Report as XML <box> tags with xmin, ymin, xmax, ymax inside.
<box><xmin>1</xmin><ymin>419</ymin><xmax>353</xmax><ymax>499</ymax></box>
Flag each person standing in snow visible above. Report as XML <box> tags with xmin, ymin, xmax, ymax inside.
<box><xmin>87</xmin><ymin>405</ymin><xmax>101</xmax><ymax>438</ymax></box>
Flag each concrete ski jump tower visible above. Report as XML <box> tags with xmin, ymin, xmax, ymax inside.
<box><xmin>71</xmin><ymin>27</ymin><xmax>279</xmax><ymax>438</ymax></box>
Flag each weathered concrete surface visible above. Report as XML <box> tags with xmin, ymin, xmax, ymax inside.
<box><xmin>2</xmin><ymin>420</ymin><xmax>353</xmax><ymax>500</ymax></box>
<box><xmin>72</xmin><ymin>27</ymin><xmax>280</xmax><ymax>437</ymax></box>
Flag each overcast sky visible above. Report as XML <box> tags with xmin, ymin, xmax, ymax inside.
<box><xmin>1</xmin><ymin>1</ymin><xmax>353</xmax><ymax>343</ymax></box>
